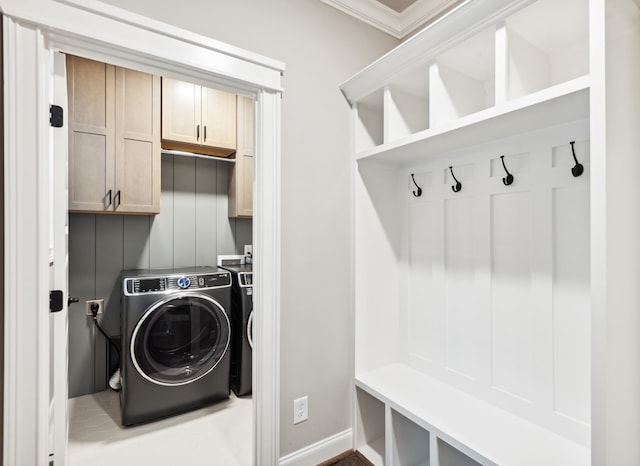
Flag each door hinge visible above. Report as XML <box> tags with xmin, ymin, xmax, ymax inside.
<box><xmin>50</xmin><ymin>290</ymin><xmax>64</xmax><ymax>313</ymax></box>
<box><xmin>49</xmin><ymin>105</ymin><xmax>63</xmax><ymax>128</ymax></box>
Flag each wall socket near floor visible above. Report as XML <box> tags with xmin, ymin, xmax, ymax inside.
<box><xmin>85</xmin><ymin>299</ymin><xmax>104</xmax><ymax>316</ymax></box>
<box><xmin>244</xmin><ymin>244</ymin><xmax>252</xmax><ymax>257</ymax></box>
<box><xmin>293</xmin><ymin>396</ymin><xmax>308</xmax><ymax>425</ymax></box>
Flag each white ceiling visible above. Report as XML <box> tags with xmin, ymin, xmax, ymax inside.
<box><xmin>321</xmin><ymin>0</ymin><xmax>464</xmax><ymax>39</ymax></box>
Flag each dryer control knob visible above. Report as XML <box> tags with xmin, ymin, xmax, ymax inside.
<box><xmin>177</xmin><ymin>276</ymin><xmax>191</xmax><ymax>289</ymax></box>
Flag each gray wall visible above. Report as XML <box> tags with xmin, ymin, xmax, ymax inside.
<box><xmin>68</xmin><ymin>154</ymin><xmax>251</xmax><ymax>397</ymax></box>
<box><xmin>93</xmin><ymin>0</ymin><xmax>398</xmax><ymax>457</ymax></box>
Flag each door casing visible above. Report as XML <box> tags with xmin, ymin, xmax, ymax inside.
<box><xmin>2</xmin><ymin>2</ymin><xmax>284</xmax><ymax>464</ymax></box>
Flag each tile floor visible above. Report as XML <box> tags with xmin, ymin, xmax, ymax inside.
<box><xmin>68</xmin><ymin>389</ymin><xmax>252</xmax><ymax>466</ymax></box>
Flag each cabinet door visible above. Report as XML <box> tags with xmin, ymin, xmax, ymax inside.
<box><xmin>229</xmin><ymin>96</ymin><xmax>253</xmax><ymax>218</ymax></box>
<box><xmin>115</xmin><ymin>67</ymin><xmax>161</xmax><ymax>214</ymax></box>
<box><xmin>161</xmin><ymin>77</ymin><xmax>201</xmax><ymax>145</ymax></box>
<box><xmin>67</xmin><ymin>55</ymin><xmax>115</xmax><ymax>212</ymax></box>
<box><xmin>202</xmin><ymin>87</ymin><xmax>237</xmax><ymax>151</ymax></box>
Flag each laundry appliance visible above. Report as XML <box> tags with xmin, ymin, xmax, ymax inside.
<box><xmin>220</xmin><ymin>263</ymin><xmax>253</xmax><ymax>396</ymax></box>
<box><xmin>120</xmin><ymin>266</ymin><xmax>232</xmax><ymax>425</ymax></box>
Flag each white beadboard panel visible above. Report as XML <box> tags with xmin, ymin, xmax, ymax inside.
<box><xmin>172</xmin><ymin>155</ymin><xmax>197</xmax><ymax>267</ymax></box>
<box><xmin>444</xmin><ymin>197</ymin><xmax>483</xmax><ymax>381</ymax></box>
<box><xmin>68</xmin><ymin>214</ymin><xmax>97</xmax><ymax>398</ymax></box>
<box><xmin>382</xmin><ymin>121</ymin><xmax>591</xmax><ymax>443</ymax></box>
<box><xmin>149</xmin><ymin>155</ymin><xmax>175</xmax><ymax>268</ymax></box>
<box><xmin>552</xmin><ymin>185</ymin><xmax>590</xmax><ymax>424</ymax></box>
<box><xmin>123</xmin><ymin>216</ymin><xmax>150</xmax><ymax>270</ymax></box>
<box><xmin>195</xmin><ymin>157</ymin><xmax>218</xmax><ymax>267</ymax></box>
<box><xmin>490</xmin><ymin>190</ymin><xmax>534</xmax><ymax>402</ymax></box>
<box><xmin>407</xmin><ymin>200</ymin><xmax>443</xmax><ymax>364</ymax></box>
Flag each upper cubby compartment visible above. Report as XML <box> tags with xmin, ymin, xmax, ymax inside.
<box><xmin>384</xmin><ymin>66</ymin><xmax>429</xmax><ymax>143</ymax></box>
<box><xmin>503</xmin><ymin>0</ymin><xmax>589</xmax><ymax>99</ymax></box>
<box><xmin>430</xmin><ymin>27</ymin><xmax>495</xmax><ymax>127</ymax></box>
<box><xmin>355</xmin><ymin>89</ymin><xmax>384</xmax><ymax>153</ymax></box>
<box><xmin>342</xmin><ymin>0</ymin><xmax>590</xmax><ymax>165</ymax></box>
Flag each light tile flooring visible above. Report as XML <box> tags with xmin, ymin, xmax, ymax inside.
<box><xmin>68</xmin><ymin>389</ymin><xmax>252</xmax><ymax>466</ymax></box>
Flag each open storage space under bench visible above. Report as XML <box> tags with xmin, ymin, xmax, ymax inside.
<box><xmin>355</xmin><ymin>364</ymin><xmax>590</xmax><ymax>466</ymax></box>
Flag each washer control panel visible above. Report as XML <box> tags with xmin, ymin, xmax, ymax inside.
<box><xmin>124</xmin><ymin>271</ymin><xmax>231</xmax><ymax>295</ymax></box>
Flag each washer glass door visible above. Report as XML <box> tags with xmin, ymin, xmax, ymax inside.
<box><xmin>131</xmin><ymin>293</ymin><xmax>230</xmax><ymax>386</ymax></box>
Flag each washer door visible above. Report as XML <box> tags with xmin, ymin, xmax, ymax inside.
<box><xmin>131</xmin><ymin>293</ymin><xmax>230</xmax><ymax>386</ymax></box>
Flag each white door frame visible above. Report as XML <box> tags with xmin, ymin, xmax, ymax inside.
<box><xmin>2</xmin><ymin>1</ymin><xmax>283</xmax><ymax>465</ymax></box>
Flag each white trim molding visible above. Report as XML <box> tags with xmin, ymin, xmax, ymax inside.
<box><xmin>2</xmin><ymin>1</ymin><xmax>284</xmax><ymax>465</ymax></box>
<box><xmin>3</xmin><ymin>18</ymin><xmax>51</xmax><ymax>466</ymax></box>
<box><xmin>254</xmin><ymin>90</ymin><xmax>282</xmax><ymax>466</ymax></box>
<box><xmin>279</xmin><ymin>429</ymin><xmax>353</xmax><ymax>466</ymax></box>
<box><xmin>321</xmin><ymin>0</ymin><xmax>463</xmax><ymax>39</ymax></box>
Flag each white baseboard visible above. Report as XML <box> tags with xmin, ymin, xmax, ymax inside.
<box><xmin>279</xmin><ymin>428</ymin><xmax>353</xmax><ymax>466</ymax></box>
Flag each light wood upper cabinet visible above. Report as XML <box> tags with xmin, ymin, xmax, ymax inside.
<box><xmin>67</xmin><ymin>55</ymin><xmax>161</xmax><ymax>214</ymax></box>
<box><xmin>229</xmin><ymin>96</ymin><xmax>254</xmax><ymax>218</ymax></box>
<box><xmin>161</xmin><ymin>77</ymin><xmax>236</xmax><ymax>157</ymax></box>
<box><xmin>202</xmin><ymin>87</ymin><xmax>237</xmax><ymax>150</ymax></box>
<box><xmin>160</xmin><ymin>78</ymin><xmax>200</xmax><ymax>145</ymax></box>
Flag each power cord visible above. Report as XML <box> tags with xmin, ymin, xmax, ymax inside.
<box><xmin>90</xmin><ymin>302</ymin><xmax>120</xmax><ymax>365</ymax></box>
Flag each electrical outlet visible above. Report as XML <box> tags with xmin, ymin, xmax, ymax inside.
<box><xmin>85</xmin><ymin>299</ymin><xmax>104</xmax><ymax>316</ymax></box>
<box><xmin>293</xmin><ymin>396</ymin><xmax>308</xmax><ymax>425</ymax></box>
<box><xmin>244</xmin><ymin>244</ymin><xmax>253</xmax><ymax>257</ymax></box>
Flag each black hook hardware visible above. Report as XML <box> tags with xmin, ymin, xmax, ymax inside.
<box><xmin>449</xmin><ymin>166</ymin><xmax>462</xmax><ymax>193</ymax></box>
<box><xmin>570</xmin><ymin>141</ymin><xmax>584</xmax><ymax>177</ymax></box>
<box><xmin>500</xmin><ymin>155</ymin><xmax>514</xmax><ymax>186</ymax></box>
<box><xmin>410</xmin><ymin>174</ymin><xmax>422</xmax><ymax>197</ymax></box>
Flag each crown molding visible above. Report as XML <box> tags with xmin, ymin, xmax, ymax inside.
<box><xmin>321</xmin><ymin>0</ymin><xmax>463</xmax><ymax>39</ymax></box>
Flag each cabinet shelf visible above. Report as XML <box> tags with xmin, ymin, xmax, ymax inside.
<box><xmin>355</xmin><ymin>75</ymin><xmax>589</xmax><ymax>166</ymax></box>
<box><xmin>356</xmin><ymin>364</ymin><xmax>590</xmax><ymax>466</ymax></box>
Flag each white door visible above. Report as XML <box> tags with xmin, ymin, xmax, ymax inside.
<box><xmin>49</xmin><ymin>50</ymin><xmax>70</xmax><ymax>466</ymax></box>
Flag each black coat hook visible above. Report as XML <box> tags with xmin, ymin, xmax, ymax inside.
<box><xmin>410</xmin><ymin>173</ymin><xmax>422</xmax><ymax>197</ymax></box>
<box><xmin>449</xmin><ymin>166</ymin><xmax>462</xmax><ymax>193</ymax></box>
<box><xmin>570</xmin><ymin>141</ymin><xmax>584</xmax><ymax>177</ymax></box>
<box><xmin>500</xmin><ymin>155</ymin><xmax>514</xmax><ymax>186</ymax></box>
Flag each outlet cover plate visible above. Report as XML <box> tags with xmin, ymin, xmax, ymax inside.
<box><xmin>293</xmin><ymin>396</ymin><xmax>308</xmax><ymax>424</ymax></box>
<box><xmin>85</xmin><ymin>299</ymin><xmax>104</xmax><ymax>316</ymax></box>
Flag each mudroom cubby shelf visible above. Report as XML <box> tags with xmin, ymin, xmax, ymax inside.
<box><xmin>344</xmin><ymin>0</ymin><xmax>594</xmax><ymax>465</ymax></box>
<box><xmin>349</xmin><ymin>0</ymin><xmax>589</xmax><ymax>157</ymax></box>
<box><xmin>357</xmin><ymin>77</ymin><xmax>589</xmax><ymax>165</ymax></box>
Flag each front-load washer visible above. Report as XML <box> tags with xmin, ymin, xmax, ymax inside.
<box><xmin>120</xmin><ymin>266</ymin><xmax>232</xmax><ymax>426</ymax></box>
<box><xmin>220</xmin><ymin>263</ymin><xmax>253</xmax><ymax>396</ymax></box>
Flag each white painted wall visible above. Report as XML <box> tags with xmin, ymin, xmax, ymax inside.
<box><xmin>95</xmin><ymin>0</ymin><xmax>399</xmax><ymax>458</ymax></box>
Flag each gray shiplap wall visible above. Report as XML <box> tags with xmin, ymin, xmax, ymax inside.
<box><xmin>68</xmin><ymin>154</ymin><xmax>252</xmax><ymax>398</ymax></box>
